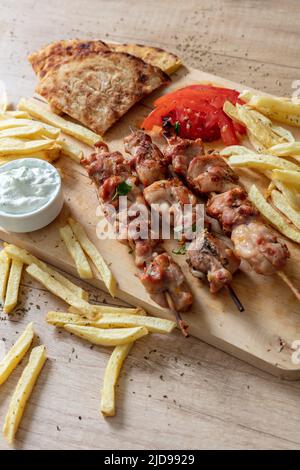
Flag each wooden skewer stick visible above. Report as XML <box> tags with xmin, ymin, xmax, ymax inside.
<box><xmin>226</xmin><ymin>285</ymin><xmax>245</xmax><ymax>312</ymax></box>
<box><xmin>165</xmin><ymin>292</ymin><xmax>189</xmax><ymax>338</ymax></box>
<box><xmin>277</xmin><ymin>271</ymin><xmax>300</xmax><ymax>302</ymax></box>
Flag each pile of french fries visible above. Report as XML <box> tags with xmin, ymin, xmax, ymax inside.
<box><xmin>0</xmin><ymin>322</ymin><xmax>47</xmax><ymax>445</ymax></box>
<box><xmin>0</xmin><ymin>95</ymin><xmax>101</xmax><ymax>167</ymax></box>
<box><xmin>222</xmin><ymin>94</ymin><xmax>300</xmax><ymax>244</ymax></box>
<box><xmin>0</xmin><ymin>242</ymin><xmax>176</xmax><ymax>430</ymax></box>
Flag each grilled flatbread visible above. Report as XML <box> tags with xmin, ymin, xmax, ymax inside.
<box><xmin>108</xmin><ymin>43</ymin><xmax>182</xmax><ymax>75</ymax></box>
<box><xmin>34</xmin><ymin>50</ymin><xmax>170</xmax><ymax>135</ymax></box>
<box><xmin>28</xmin><ymin>39</ymin><xmax>110</xmax><ymax>80</ymax></box>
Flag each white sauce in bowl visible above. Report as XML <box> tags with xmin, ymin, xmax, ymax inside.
<box><xmin>0</xmin><ymin>160</ymin><xmax>61</xmax><ymax>215</ymax></box>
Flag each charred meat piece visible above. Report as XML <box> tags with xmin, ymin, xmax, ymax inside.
<box><xmin>143</xmin><ymin>178</ymin><xmax>199</xmax><ymax>239</ymax></box>
<box><xmin>187</xmin><ymin>230</ymin><xmax>240</xmax><ymax>293</ymax></box>
<box><xmin>187</xmin><ymin>155</ymin><xmax>239</xmax><ymax>194</ymax></box>
<box><xmin>139</xmin><ymin>252</ymin><xmax>193</xmax><ymax>311</ymax></box>
<box><xmin>232</xmin><ymin>221</ymin><xmax>289</xmax><ymax>275</ymax></box>
<box><xmin>124</xmin><ymin>130</ymin><xmax>169</xmax><ymax>186</ymax></box>
<box><xmin>164</xmin><ymin>136</ymin><xmax>204</xmax><ymax>176</ymax></box>
<box><xmin>82</xmin><ymin>142</ymin><xmax>131</xmax><ymax>186</ymax></box>
<box><xmin>207</xmin><ymin>187</ymin><xmax>258</xmax><ymax>234</ymax></box>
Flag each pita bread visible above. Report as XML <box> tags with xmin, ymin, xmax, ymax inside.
<box><xmin>28</xmin><ymin>39</ymin><xmax>110</xmax><ymax>79</ymax></box>
<box><xmin>108</xmin><ymin>43</ymin><xmax>182</xmax><ymax>75</ymax></box>
<box><xmin>35</xmin><ymin>50</ymin><xmax>170</xmax><ymax>135</ymax></box>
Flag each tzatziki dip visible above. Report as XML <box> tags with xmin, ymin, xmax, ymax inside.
<box><xmin>0</xmin><ymin>160</ymin><xmax>60</xmax><ymax>215</ymax></box>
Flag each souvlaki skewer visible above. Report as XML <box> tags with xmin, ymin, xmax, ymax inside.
<box><xmin>81</xmin><ymin>141</ymin><xmax>192</xmax><ymax>336</ymax></box>
<box><xmin>163</xmin><ymin>136</ymin><xmax>297</xmax><ymax>299</ymax></box>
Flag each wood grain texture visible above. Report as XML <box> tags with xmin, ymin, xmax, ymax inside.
<box><xmin>1</xmin><ymin>0</ymin><xmax>300</xmax><ymax>451</ymax></box>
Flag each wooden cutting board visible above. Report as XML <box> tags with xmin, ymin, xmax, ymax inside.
<box><xmin>1</xmin><ymin>66</ymin><xmax>300</xmax><ymax>379</ymax></box>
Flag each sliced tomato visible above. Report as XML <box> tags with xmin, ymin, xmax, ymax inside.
<box><xmin>154</xmin><ymin>84</ymin><xmax>242</xmax><ymax>108</ymax></box>
<box><xmin>217</xmin><ymin>111</ymin><xmax>238</xmax><ymax>146</ymax></box>
<box><xmin>142</xmin><ymin>84</ymin><xmax>246</xmax><ymax>144</ymax></box>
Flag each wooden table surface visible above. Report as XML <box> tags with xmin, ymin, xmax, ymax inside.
<box><xmin>1</xmin><ymin>0</ymin><xmax>300</xmax><ymax>450</ymax></box>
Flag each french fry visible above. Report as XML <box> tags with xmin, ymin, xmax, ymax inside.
<box><xmin>3</xmin><ymin>259</ymin><xmax>23</xmax><ymax>314</ymax></box>
<box><xmin>47</xmin><ymin>311</ymin><xmax>93</xmax><ymax>326</ymax></box>
<box><xmin>18</xmin><ymin>98</ymin><xmax>101</xmax><ymax>146</ymax></box>
<box><xmin>68</xmin><ymin>218</ymin><xmax>117</xmax><ymax>297</ymax></box>
<box><xmin>0</xmin><ymin>137</ymin><xmax>56</xmax><ymax>155</ymax></box>
<box><xmin>26</xmin><ymin>263</ymin><xmax>95</xmax><ymax>318</ymax></box>
<box><xmin>271</xmin><ymin>190</ymin><xmax>300</xmax><ymax>230</ymax></box>
<box><xmin>57</xmin><ymin>138</ymin><xmax>83</xmax><ymax>163</ymax></box>
<box><xmin>0</xmin><ymin>110</ymin><xmax>31</xmax><ymax>119</ymax></box>
<box><xmin>272</xmin><ymin>169</ymin><xmax>300</xmax><ymax>186</ymax></box>
<box><xmin>220</xmin><ymin>145</ymin><xmax>256</xmax><ymax>157</ymax></box>
<box><xmin>60</xmin><ymin>225</ymin><xmax>93</xmax><ymax>279</ymax></box>
<box><xmin>268</xmin><ymin>142</ymin><xmax>300</xmax><ymax>157</ymax></box>
<box><xmin>249</xmin><ymin>109</ymin><xmax>295</xmax><ymax>143</ymax></box>
<box><xmin>0</xmin><ymin>118</ymin><xmax>53</xmax><ymax>131</ymax></box>
<box><xmin>0</xmin><ymin>323</ymin><xmax>34</xmax><ymax>386</ymax></box>
<box><xmin>269</xmin><ymin>176</ymin><xmax>300</xmax><ymax>209</ymax></box>
<box><xmin>47</xmin><ymin>311</ymin><xmax>175</xmax><ymax>333</ymax></box>
<box><xmin>241</xmin><ymin>92</ymin><xmax>300</xmax><ymax>125</ymax></box>
<box><xmin>0</xmin><ymin>125</ymin><xmax>44</xmax><ymax>139</ymax></box>
<box><xmin>96</xmin><ymin>314</ymin><xmax>175</xmax><ymax>333</ymax></box>
<box><xmin>223</xmin><ymin>101</ymin><xmax>241</xmax><ymax>124</ymax></box>
<box><xmin>91</xmin><ymin>305</ymin><xmax>146</xmax><ymax>316</ymax></box>
<box><xmin>224</xmin><ymin>101</ymin><xmax>280</xmax><ymax>148</ymax></box>
<box><xmin>68</xmin><ymin>305</ymin><xmax>145</xmax><ymax>316</ymax></box>
<box><xmin>247</xmin><ymin>130</ymin><xmax>267</xmax><ymax>153</ymax></box>
<box><xmin>0</xmin><ymin>252</ymin><xmax>11</xmax><ymax>302</ymax></box>
<box><xmin>0</xmin><ymin>147</ymin><xmax>61</xmax><ymax>165</ymax></box>
<box><xmin>63</xmin><ymin>324</ymin><xmax>148</xmax><ymax>346</ymax></box>
<box><xmin>236</xmin><ymin>104</ymin><xmax>279</xmax><ymax>148</ymax></box>
<box><xmin>3</xmin><ymin>244</ymin><xmax>88</xmax><ymax>300</ymax></box>
<box><xmin>271</xmin><ymin>125</ymin><xmax>295</xmax><ymax>143</ymax></box>
<box><xmin>2</xmin><ymin>345</ymin><xmax>47</xmax><ymax>445</ymax></box>
<box><xmin>228</xmin><ymin>154</ymin><xmax>300</xmax><ymax>172</ymax></box>
<box><xmin>248</xmin><ymin>185</ymin><xmax>300</xmax><ymax>243</ymax></box>
<box><xmin>101</xmin><ymin>343</ymin><xmax>133</xmax><ymax>417</ymax></box>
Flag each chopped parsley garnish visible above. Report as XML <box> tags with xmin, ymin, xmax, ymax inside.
<box><xmin>112</xmin><ymin>181</ymin><xmax>132</xmax><ymax>200</ymax></box>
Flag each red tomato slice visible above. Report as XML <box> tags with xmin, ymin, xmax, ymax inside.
<box><xmin>142</xmin><ymin>84</ymin><xmax>246</xmax><ymax>144</ymax></box>
<box><xmin>217</xmin><ymin>111</ymin><xmax>238</xmax><ymax>146</ymax></box>
<box><xmin>154</xmin><ymin>84</ymin><xmax>242</xmax><ymax>107</ymax></box>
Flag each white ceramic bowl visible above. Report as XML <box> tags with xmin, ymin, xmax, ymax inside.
<box><xmin>0</xmin><ymin>159</ymin><xmax>64</xmax><ymax>233</ymax></box>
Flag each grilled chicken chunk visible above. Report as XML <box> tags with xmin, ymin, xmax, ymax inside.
<box><xmin>140</xmin><ymin>252</ymin><xmax>193</xmax><ymax>311</ymax></box>
<box><xmin>207</xmin><ymin>187</ymin><xmax>258</xmax><ymax>234</ymax></box>
<box><xmin>124</xmin><ymin>130</ymin><xmax>169</xmax><ymax>186</ymax></box>
<box><xmin>232</xmin><ymin>221</ymin><xmax>289</xmax><ymax>275</ymax></box>
<box><xmin>143</xmin><ymin>178</ymin><xmax>199</xmax><ymax>239</ymax></box>
<box><xmin>187</xmin><ymin>230</ymin><xmax>240</xmax><ymax>293</ymax></box>
<box><xmin>187</xmin><ymin>155</ymin><xmax>239</xmax><ymax>194</ymax></box>
<box><xmin>164</xmin><ymin>136</ymin><xmax>204</xmax><ymax>176</ymax></box>
<box><xmin>207</xmin><ymin>188</ymin><xmax>289</xmax><ymax>274</ymax></box>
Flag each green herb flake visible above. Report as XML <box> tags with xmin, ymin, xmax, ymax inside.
<box><xmin>174</xmin><ymin>121</ymin><xmax>181</xmax><ymax>135</ymax></box>
<box><xmin>112</xmin><ymin>181</ymin><xmax>132</xmax><ymax>200</ymax></box>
